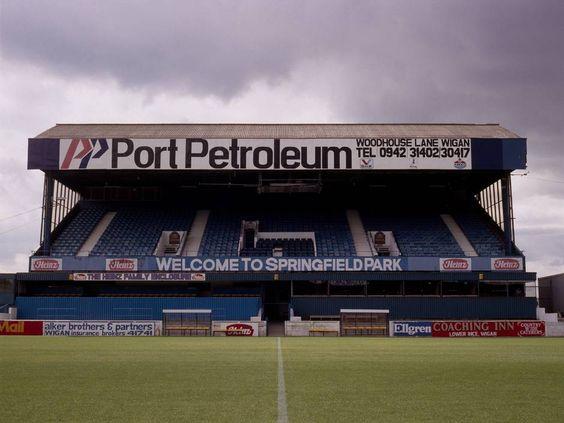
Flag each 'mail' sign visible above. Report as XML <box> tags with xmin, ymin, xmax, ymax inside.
<box><xmin>0</xmin><ymin>320</ymin><xmax>44</xmax><ymax>335</ymax></box>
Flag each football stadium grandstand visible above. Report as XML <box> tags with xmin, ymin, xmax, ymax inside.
<box><xmin>0</xmin><ymin>123</ymin><xmax>539</xmax><ymax>334</ymax></box>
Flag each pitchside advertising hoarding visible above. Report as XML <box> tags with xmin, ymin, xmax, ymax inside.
<box><xmin>29</xmin><ymin>256</ymin><xmax>524</xmax><ymax>273</ymax></box>
<box><xmin>431</xmin><ymin>320</ymin><xmax>545</xmax><ymax>337</ymax></box>
<box><xmin>3</xmin><ymin>319</ymin><xmax>545</xmax><ymax>337</ymax></box>
<box><xmin>0</xmin><ymin>320</ymin><xmax>44</xmax><ymax>335</ymax></box>
<box><xmin>212</xmin><ymin>321</ymin><xmax>258</xmax><ymax>336</ymax></box>
<box><xmin>392</xmin><ymin>321</ymin><xmax>432</xmax><ymax>337</ymax></box>
<box><xmin>0</xmin><ymin>320</ymin><xmax>161</xmax><ymax>336</ymax></box>
<box><xmin>42</xmin><ymin>321</ymin><xmax>161</xmax><ymax>336</ymax></box>
<box><xmin>0</xmin><ymin>320</ymin><xmax>259</xmax><ymax>337</ymax></box>
<box><xmin>390</xmin><ymin>320</ymin><xmax>545</xmax><ymax>337</ymax></box>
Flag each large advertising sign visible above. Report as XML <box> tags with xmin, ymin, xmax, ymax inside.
<box><xmin>28</xmin><ymin>137</ymin><xmax>528</xmax><ymax>171</ymax></box>
<box><xmin>30</xmin><ymin>255</ymin><xmax>527</xmax><ymax>274</ymax></box>
<box><xmin>154</xmin><ymin>256</ymin><xmax>404</xmax><ymax>272</ymax></box>
<box><xmin>431</xmin><ymin>321</ymin><xmax>545</xmax><ymax>337</ymax></box>
<box><xmin>0</xmin><ymin>320</ymin><xmax>44</xmax><ymax>335</ymax></box>
<box><xmin>0</xmin><ymin>320</ymin><xmax>162</xmax><ymax>336</ymax></box>
<box><xmin>53</xmin><ymin>138</ymin><xmax>472</xmax><ymax>171</ymax></box>
<box><xmin>389</xmin><ymin>320</ymin><xmax>545</xmax><ymax>337</ymax></box>
<box><xmin>42</xmin><ymin>321</ymin><xmax>161</xmax><ymax>336</ymax></box>
<box><xmin>392</xmin><ymin>321</ymin><xmax>432</xmax><ymax>337</ymax></box>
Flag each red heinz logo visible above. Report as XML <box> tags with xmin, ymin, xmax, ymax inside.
<box><xmin>493</xmin><ymin>258</ymin><xmax>521</xmax><ymax>271</ymax></box>
<box><xmin>225</xmin><ymin>323</ymin><xmax>254</xmax><ymax>336</ymax></box>
<box><xmin>107</xmin><ymin>258</ymin><xmax>137</xmax><ymax>271</ymax></box>
<box><xmin>32</xmin><ymin>258</ymin><xmax>61</xmax><ymax>271</ymax></box>
<box><xmin>441</xmin><ymin>258</ymin><xmax>470</xmax><ymax>271</ymax></box>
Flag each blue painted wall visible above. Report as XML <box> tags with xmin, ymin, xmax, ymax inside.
<box><xmin>291</xmin><ymin>297</ymin><xmax>537</xmax><ymax>320</ymax></box>
<box><xmin>15</xmin><ymin>296</ymin><xmax>261</xmax><ymax>321</ymax></box>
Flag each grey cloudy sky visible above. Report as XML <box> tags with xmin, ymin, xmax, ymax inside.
<box><xmin>0</xmin><ymin>0</ymin><xmax>563</xmax><ymax>275</ymax></box>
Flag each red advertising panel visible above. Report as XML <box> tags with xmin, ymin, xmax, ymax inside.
<box><xmin>491</xmin><ymin>257</ymin><xmax>523</xmax><ymax>271</ymax></box>
<box><xmin>439</xmin><ymin>258</ymin><xmax>471</xmax><ymax>271</ymax></box>
<box><xmin>105</xmin><ymin>258</ymin><xmax>138</xmax><ymax>271</ymax></box>
<box><xmin>30</xmin><ymin>258</ymin><xmax>62</xmax><ymax>272</ymax></box>
<box><xmin>432</xmin><ymin>321</ymin><xmax>545</xmax><ymax>337</ymax></box>
<box><xmin>0</xmin><ymin>320</ymin><xmax>44</xmax><ymax>336</ymax></box>
<box><xmin>225</xmin><ymin>323</ymin><xmax>255</xmax><ymax>336</ymax></box>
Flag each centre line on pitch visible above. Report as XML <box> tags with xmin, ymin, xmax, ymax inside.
<box><xmin>277</xmin><ymin>337</ymin><xmax>288</xmax><ymax>423</ymax></box>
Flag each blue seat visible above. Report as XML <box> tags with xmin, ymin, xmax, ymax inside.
<box><xmin>91</xmin><ymin>206</ymin><xmax>194</xmax><ymax>256</ymax></box>
<box><xmin>454</xmin><ymin>212</ymin><xmax>506</xmax><ymax>256</ymax></box>
<box><xmin>199</xmin><ymin>210</ymin><xmax>355</xmax><ymax>257</ymax></box>
<box><xmin>361</xmin><ymin>212</ymin><xmax>464</xmax><ymax>257</ymax></box>
<box><xmin>50</xmin><ymin>203</ymin><xmax>106</xmax><ymax>256</ymax></box>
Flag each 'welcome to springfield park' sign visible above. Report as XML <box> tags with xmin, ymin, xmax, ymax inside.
<box><xmin>30</xmin><ymin>256</ymin><xmax>526</xmax><ymax>273</ymax></box>
<box><xmin>50</xmin><ymin>138</ymin><xmax>472</xmax><ymax>171</ymax></box>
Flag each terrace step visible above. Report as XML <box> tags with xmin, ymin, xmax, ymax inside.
<box><xmin>77</xmin><ymin>212</ymin><xmax>116</xmax><ymax>256</ymax></box>
<box><xmin>182</xmin><ymin>210</ymin><xmax>210</xmax><ymax>256</ymax></box>
<box><xmin>441</xmin><ymin>214</ymin><xmax>478</xmax><ymax>257</ymax></box>
<box><xmin>346</xmin><ymin>209</ymin><xmax>372</xmax><ymax>256</ymax></box>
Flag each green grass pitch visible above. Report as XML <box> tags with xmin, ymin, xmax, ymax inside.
<box><xmin>1</xmin><ymin>337</ymin><xmax>563</xmax><ymax>422</ymax></box>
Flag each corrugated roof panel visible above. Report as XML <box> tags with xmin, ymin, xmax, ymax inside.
<box><xmin>34</xmin><ymin>123</ymin><xmax>521</xmax><ymax>139</ymax></box>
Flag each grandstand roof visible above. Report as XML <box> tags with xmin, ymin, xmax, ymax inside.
<box><xmin>34</xmin><ymin>123</ymin><xmax>520</xmax><ymax>139</ymax></box>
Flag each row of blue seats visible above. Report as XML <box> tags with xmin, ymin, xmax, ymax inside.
<box><xmin>50</xmin><ymin>205</ymin><xmax>107</xmax><ymax>255</ymax></box>
<box><xmin>199</xmin><ymin>210</ymin><xmax>355</xmax><ymax>256</ymax></box>
<box><xmin>91</xmin><ymin>208</ymin><xmax>194</xmax><ymax>256</ymax></box>
<box><xmin>51</xmin><ymin>203</ymin><xmax>194</xmax><ymax>256</ymax></box>
<box><xmin>49</xmin><ymin>202</ymin><xmax>509</xmax><ymax>257</ymax></box>
<box><xmin>361</xmin><ymin>213</ymin><xmax>465</xmax><ymax>257</ymax></box>
<box><xmin>455</xmin><ymin>213</ymin><xmax>506</xmax><ymax>256</ymax></box>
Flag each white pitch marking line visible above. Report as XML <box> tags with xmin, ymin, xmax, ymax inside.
<box><xmin>277</xmin><ymin>337</ymin><xmax>289</xmax><ymax>423</ymax></box>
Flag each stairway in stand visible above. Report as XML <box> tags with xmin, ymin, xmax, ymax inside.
<box><xmin>268</xmin><ymin>321</ymin><xmax>285</xmax><ymax>336</ymax></box>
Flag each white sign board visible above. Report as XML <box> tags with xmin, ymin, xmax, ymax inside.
<box><xmin>59</xmin><ymin>138</ymin><xmax>472</xmax><ymax>171</ymax></box>
<box><xmin>42</xmin><ymin>321</ymin><xmax>162</xmax><ymax>336</ymax></box>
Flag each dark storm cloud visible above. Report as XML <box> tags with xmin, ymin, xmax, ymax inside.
<box><xmin>1</xmin><ymin>0</ymin><xmax>371</xmax><ymax>97</ymax></box>
<box><xmin>2</xmin><ymin>1</ymin><xmax>563</xmax><ymax>150</ymax></box>
<box><xmin>320</xmin><ymin>1</ymin><xmax>564</xmax><ymax>171</ymax></box>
